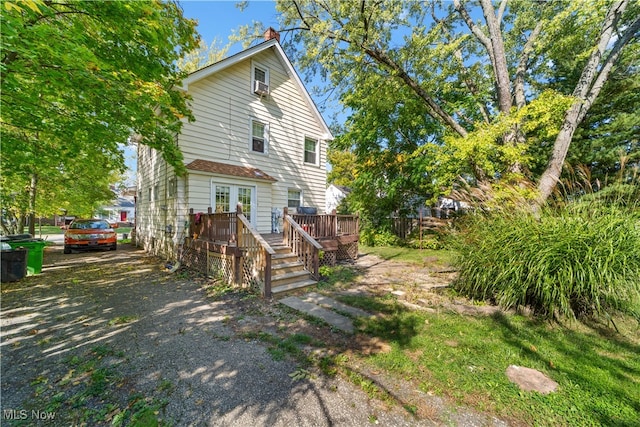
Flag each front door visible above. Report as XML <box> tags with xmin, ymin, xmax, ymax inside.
<box><xmin>213</xmin><ymin>183</ymin><xmax>256</xmax><ymax>226</ymax></box>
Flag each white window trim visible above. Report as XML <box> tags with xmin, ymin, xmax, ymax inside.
<box><xmin>303</xmin><ymin>136</ymin><xmax>320</xmax><ymax>166</ymax></box>
<box><xmin>211</xmin><ymin>179</ymin><xmax>257</xmax><ymax>227</ymax></box>
<box><xmin>249</xmin><ymin>117</ymin><xmax>269</xmax><ymax>155</ymax></box>
<box><xmin>251</xmin><ymin>60</ymin><xmax>270</xmax><ymax>95</ymax></box>
<box><xmin>287</xmin><ymin>188</ymin><xmax>303</xmax><ymax>212</ymax></box>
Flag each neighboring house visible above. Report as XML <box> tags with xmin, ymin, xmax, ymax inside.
<box><xmin>136</xmin><ymin>29</ymin><xmax>332</xmax><ymax>258</ymax></box>
<box><xmin>325</xmin><ymin>184</ymin><xmax>351</xmax><ymax>213</ymax></box>
<box><xmin>98</xmin><ymin>197</ymin><xmax>135</xmax><ymax>224</ymax></box>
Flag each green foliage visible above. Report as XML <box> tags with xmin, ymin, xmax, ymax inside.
<box><xmin>349</xmin><ymin>292</ymin><xmax>640</xmax><ymax>426</ymax></box>
<box><xmin>176</xmin><ymin>37</ymin><xmax>230</xmax><ymax>73</ymax></box>
<box><xmin>359</xmin><ymin>245</ymin><xmax>457</xmax><ymax>267</ymax></box>
<box><xmin>452</xmin><ymin>199</ymin><xmax>640</xmax><ymax>320</ymax></box>
<box><xmin>269</xmin><ymin>0</ymin><xmax>639</xmax><ymax>217</ymax></box>
<box><xmin>1</xmin><ymin>0</ymin><xmax>199</xmax><ymax>232</ymax></box>
<box><xmin>360</xmin><ymin>226</ymin><xmax>402</xmax><ymax>247</ymax></box>
<box><xmin>326</xmin><ymin>147</ymin><xmax>357</xmax><ymax>186</ymax></box>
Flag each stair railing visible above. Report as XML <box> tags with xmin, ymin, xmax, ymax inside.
<box><xmin>283</xmin><ymin>207</ymin><xmax>322</xmax><ymax>280</ymax></box>
<box><xmin>236</xmin><ymin>204</ymin><xmax>275</xmax><ymax>298</ymax></box>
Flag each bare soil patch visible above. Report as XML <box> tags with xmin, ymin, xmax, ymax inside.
<box><xmin>1</xmin><ymin>244</ymin><xmax>508</xmax><ymax>426</ymax></box>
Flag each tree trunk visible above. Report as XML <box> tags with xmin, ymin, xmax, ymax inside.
<box><xmin>479</xmin><ymin>0</ymin><xmax>512</xmax><ymax>114</ymax></box>
<box><xmin>536</xmin><ymin>0</ymin><xmax>638</xmax><ymax>205</ymax></box>
<box><xmin>28</xmin><ymin>173</ymin><xmax>37</xmax><ymax>236</ymax></box>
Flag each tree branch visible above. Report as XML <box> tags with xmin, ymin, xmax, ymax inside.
<box><xmin>497</xmin><ymin>0</ymin><xmax>508</xmax><ymax>25</ymax></box>
<box><xmin>364</xmin><ymin>46</ymin><xmax>468</xmax><ymax>137</ymax></box>
<box><xmin>514</xmin><ymin>20</ymin><xmax>544</xmax><ymax>108</ymax></box>
<box><xmin>454</xmin><ymin>0</ymin><xmax>512</xmax><ymax>113</ymax></box>
<box><xmin>536</xmin><ymin>0</ymin><xmax>637</xmax><ymax>205</ymax></box>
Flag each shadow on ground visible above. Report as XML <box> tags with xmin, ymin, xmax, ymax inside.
<box><xmin>2</xmin><ymin>245</ymin><xmax>441</xmax><ymax>426</ymax></box>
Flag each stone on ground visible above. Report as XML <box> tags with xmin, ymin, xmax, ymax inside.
<box><xmin>506</xmin><ymin>365</ymin><xmax>558</xmax><ymax>394</ymax></box>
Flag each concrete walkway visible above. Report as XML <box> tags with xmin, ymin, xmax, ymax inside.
<box><xmin>279</xmin><ymin>292</ymin><xmax>371</xmax><ymax>334</ymax></box>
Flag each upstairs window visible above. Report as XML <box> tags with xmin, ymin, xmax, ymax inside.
<box><xmin>252</xmin><ymin>63</ymin><xmax>270</xmax><ymax>96</ymax></box>
<box><xmin>251</xmin><ymin>120</ymin><xmax>268</xmax><ymax>154</ymax></box>
<box><xmin>304</xmin><ymin>137</ymin><xmax>318</xmax><ymax>165</ymax></box>
<box><xmin>254</xmin><ymin>67</ymin><xmax>266</xmax><ymax>84</ymax></box>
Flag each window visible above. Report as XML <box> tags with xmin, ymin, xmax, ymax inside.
<box><xmin>168</xmin><ymin>178</ymin><xmax>177</xmax><ymax>197</ymax></box>
<box><xmin>154</xmin><ymin>184</ymin><xmax>159</xmax><ymax>201</ymax></box>
<box><xmin>254</xmin><ymin>66</ymin><xmax>266</xmax><ymax>84</ymax></box>
<box><xmin>252</xmin><ymin>63</ymin><xmax>269</xmax><ymax>88</ymax></box>
<box><xmin>212</xmin><ymin>182</ymin><xmax>256</xmax><ymax>226</ymax></box>
<box><xmin>288</xmin><ymin>189</ymin><xmax>301</xmax><ymax>210</ymax></box>
<box><xmin>304</xmin><ymin>137</ymin><xmax>318</xmax><ymax>165</ymax></box>
<box><xmin>237</xmin><ymin>187</ymin><xmax>253</xmax><ymax>222</ymax></box>
<box><xmin>215</xmin><ymin>185</ymin><xmax>231</xmax><ymax>212</ymax></box>
<box><xmin>148</xmin><ymin>188</ymin><xmax>152</xmax><ymax>201</ymax></box>
<box><xmin>251</xmin><ymin>120</ymin><xmax>268</xmax><ymax>154</ymax></box>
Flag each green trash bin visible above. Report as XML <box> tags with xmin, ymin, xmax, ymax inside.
<box><xmin>7</xmin><ymin>239</ymin><xmax>47</xmax><ymax>275</ymax></box>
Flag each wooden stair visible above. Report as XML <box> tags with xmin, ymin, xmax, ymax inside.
<box><xmin>270</xmin><ymin>244</ymin><xmax>317</xmax><ymax>295</ymax></box>
<box><xmin>263</xmin><ymin>234</ymin><xmax>317</xmax><ymax>295</ymax></box>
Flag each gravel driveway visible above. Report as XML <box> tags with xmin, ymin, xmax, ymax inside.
<box><xmin>1</xmin><ymin>245</ymin><xmax>440</xmax><ymax>426</ymax></box>
<box><xmin>2</xmin><ymin>244</ymin><xmax>510</xmax><ymax>426</ymax></box>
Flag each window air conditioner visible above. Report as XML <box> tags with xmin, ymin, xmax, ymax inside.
<box><xmin>254</xmin><ymin>80</ymin><xmax>269</xmax><ymax>96</ymax></box>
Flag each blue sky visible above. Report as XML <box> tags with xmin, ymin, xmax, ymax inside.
<box><xmin>125</xmin><ymin>1</ymin><xmax>288</xmax><ymax>184</ymax></box>
<box><xmin>180</xmin><ymin>1</ymin><xmax>281</xmax><ymax>55</ymax></box>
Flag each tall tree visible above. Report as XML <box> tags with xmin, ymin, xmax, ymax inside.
<box><xmin>1</xmin><ymin>0</ymin><xmax>199</xmax><ymax>233</ymax></box>
<box><xmin>177</xmin><ymin>37</ymin><xmax>231</xmax><ymax>73</ymax></box>
<box><xmin>272</xmin><ymin>0</ymin><xmax>639</xmax><ymax>207</ymax></box>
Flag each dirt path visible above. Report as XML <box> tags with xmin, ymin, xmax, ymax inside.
<box><xmin>1</xmin><ymin>245</ymin><xmax>506</xmax><ymax>426</ymax></box>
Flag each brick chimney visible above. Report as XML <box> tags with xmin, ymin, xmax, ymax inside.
<box><xmin>264</xmin><ymin>27</ymin><xmax>280</xmax><ymax>43</ymax></box>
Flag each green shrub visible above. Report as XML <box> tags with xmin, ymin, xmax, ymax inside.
<box><xmin>360</xmin><ymin>226</ymin><xmax>402</xmax><ymax>247</ymax></box>
<box><xmin>452</xmin><ymin>200</ymin><xmax>640</xmax><ymax>321</ymax></box>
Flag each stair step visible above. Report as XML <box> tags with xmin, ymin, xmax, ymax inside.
<box><xmin>271</xmin><ymin>261</ymin><xmax>306</xmax><ymax>275</ymax></box>
<box><xmin>272</xmin><ymin>253</ymin><xmax>299</xmax><ymax>265</ymax></box>
<box><xmin>271</xmin><ymin>245</ymin><xmax>291</xmax><ymax>255</ymax></box>
<box><xmin>271</xmin><ymin>270</ymin><xmax>312</xmax><ymax>287</ymax></box>
<box><xmin>272</xmin><ymin>279</ymin><xmax>318</xmax><ymax>296</ymax></box>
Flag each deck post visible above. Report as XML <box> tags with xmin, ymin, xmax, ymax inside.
<box><xmin>235</xmin><ymin>204</ymin><xmax>243</xmax><ymax>284</ymax></box>
<box><xmin>264</xmin><ymin>248</ymin><xmax>272</xmax><ymax>298</ymax></box>
<box><xmin>207</xmin><ymin>207</ymin><xmax>213</xmax><ymax>241</ymax></box>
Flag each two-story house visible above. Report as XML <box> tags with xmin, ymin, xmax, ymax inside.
<box><xmin>136</xmin><ymin>29</ymin><xmax>332</xmax><ymax>259</ymax></box>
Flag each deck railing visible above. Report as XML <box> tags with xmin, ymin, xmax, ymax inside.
<box><xmin>283</xmin><ymin>210</ymin><xmax>322</xmax><ymax>280</ymax></box>
<box><xmin>236</xmin><ymin>206</ymin><xmax>275</xmax><ymax>298</ymax></box>
<box><xmin>290</xmin><ymin>210</ymin><xmax>359</xmax><ymax>239</ymax></box>
<box><xmin>188</xmin><ymin>208</ymin><xmax>236</xmax><ymax>243</ymax></box>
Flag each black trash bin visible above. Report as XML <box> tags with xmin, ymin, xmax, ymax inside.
<box><xmin>1</xmin><ymin>248</ymin><xmax>28</xmax><ymax>282</ymax></box>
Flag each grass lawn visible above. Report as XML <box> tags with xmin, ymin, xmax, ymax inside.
<box><xmin>318</xmin><ymin>245</ymin><xmax>640</xmax><ymax>425</ymax></box>
<box><xmin>331</xmin><ymin>292</ymin><xmax>640</xmax><ymax>426</ymax></box>
<box><xmin>359</xmin><ymin>244</ymin><xmax>457</xmax><ymax>267</ymax></box>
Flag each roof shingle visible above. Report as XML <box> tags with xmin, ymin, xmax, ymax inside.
<box><xmin>185</xmin><ymin>159</ymin><xmax>277</xmax><ymax>182</ymax></box>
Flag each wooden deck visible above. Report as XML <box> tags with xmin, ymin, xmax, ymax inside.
<box><xmin>180</xmin><ymin>208</ymin><xmax>359</xmax><ymax>298</ymax></box>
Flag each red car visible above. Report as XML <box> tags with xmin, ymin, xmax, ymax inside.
<box><xmin>64</xmin><ymin>219</ymin><xmax>117</xmax><ymax>254</ymax></box>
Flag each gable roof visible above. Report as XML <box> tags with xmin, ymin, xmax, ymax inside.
<box><xmin>186</xmin><ymin>159</ymin><xmax>277</xmax><ymax>182</ymax></box>
<box><xmin>180</xmin><ymin>39</ymin><xmax>333</xmax><ymax>141</ymax></box>
<box><xmin>329</xmin><ymin>184</ymin><xmax>351</xmax><ymax>195</ymax></box>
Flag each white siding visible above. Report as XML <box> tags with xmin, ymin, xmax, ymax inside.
<box><xmin>135</xmin><ymin>145</ymin><xmax>184</xmax><ymax>258</ymax></box>
<box><xmin>179</xmin><ymin>46</ymin><xmax>327</xmax><ymax>227</ymax></box>
<box><xmin>138</xmin><ymin>44</ymin><xmax>328</xmax><ymax>256</ymax></box>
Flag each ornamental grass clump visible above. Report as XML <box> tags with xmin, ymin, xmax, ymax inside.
<box><xmin>453</xmin><ymin>199</ymin><xmax>640</xmax><ymax>321</ymax></box>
